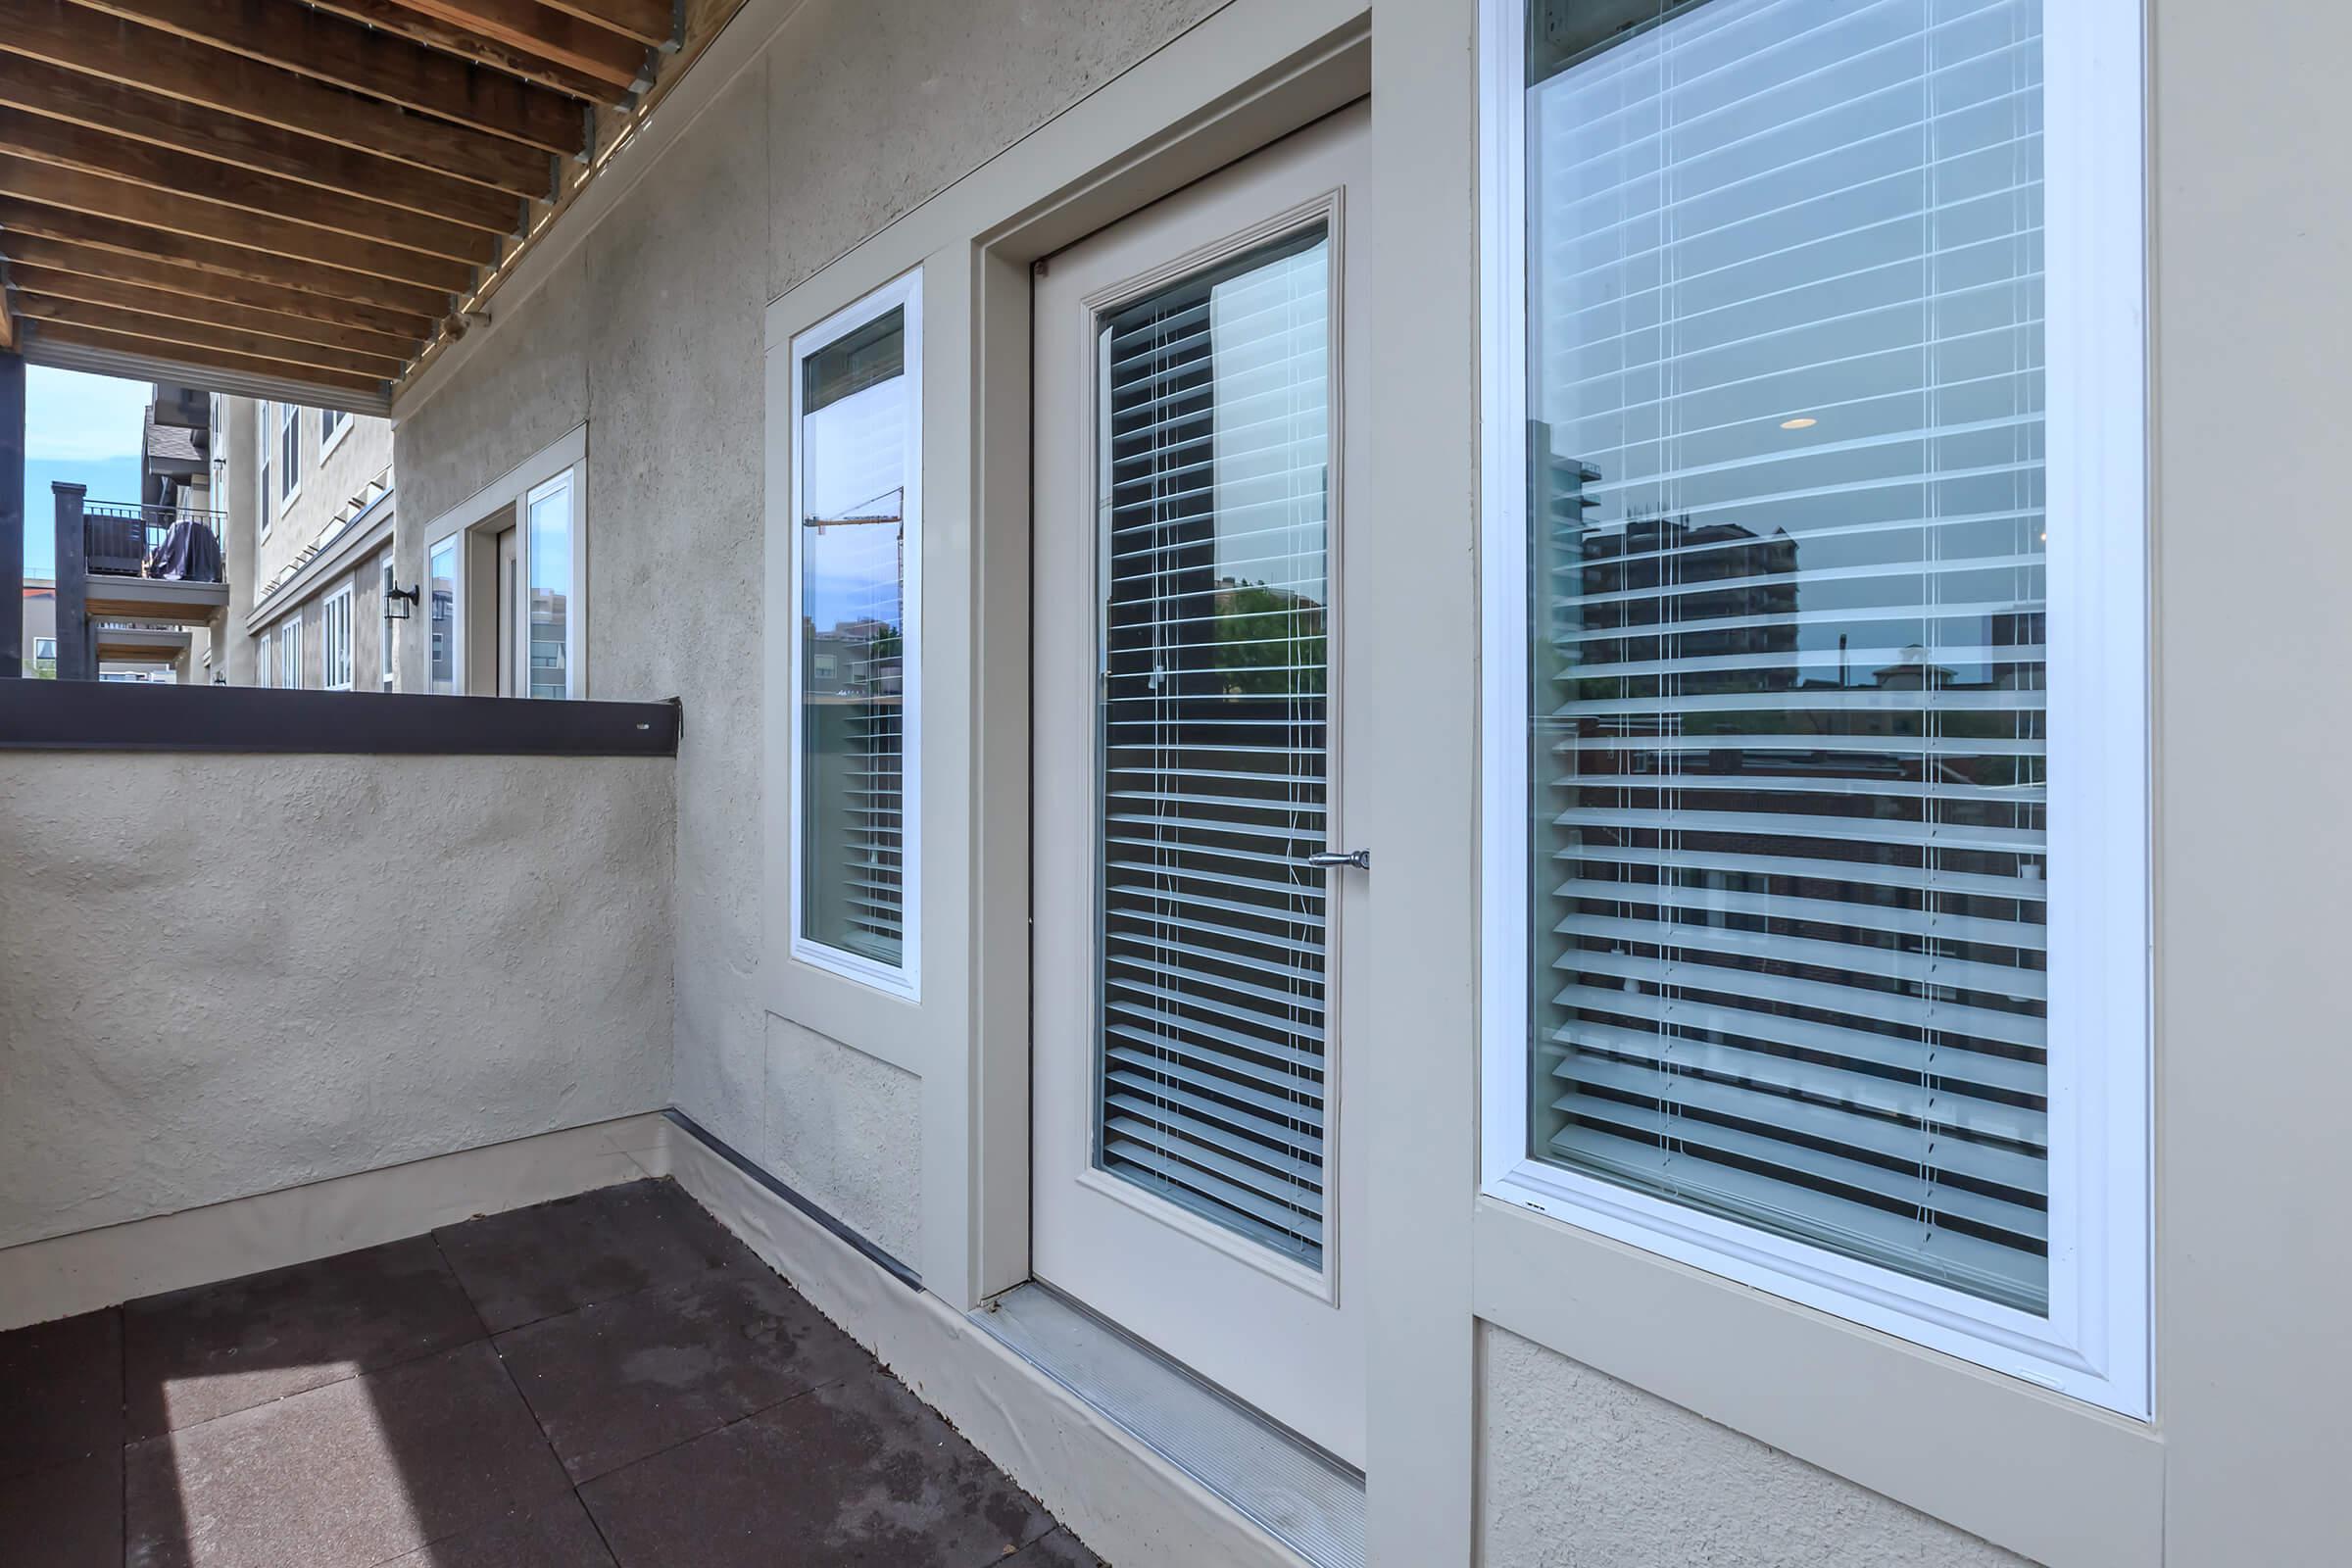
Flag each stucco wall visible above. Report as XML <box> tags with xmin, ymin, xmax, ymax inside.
<box><xmin>1479</xmin><ymin>1328</ymin><xmax>2024</xmax><ymax>1568</ymax></box>
<box><xmin>392</xmin><ymin>0</ymin><xmax>1225</xmax><ymax>1258</ymax></box>
<box><xmin>0</xmin><ymin>753</ymin><xmax>674</xmax><ymax>1250</ymax></box>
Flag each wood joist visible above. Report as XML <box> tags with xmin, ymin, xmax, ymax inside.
<box><xmin>0</xmin><ymin>0</ymin><xmax>675</xmax><ymax>404</ymax></box>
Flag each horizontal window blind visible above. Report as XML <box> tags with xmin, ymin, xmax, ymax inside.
<box><xmin>1096</xmin><ymin>227</ymin><xmax>1334</xmax><ymax>1267</ymax></box>
<box><xmin>1525</xmin><ymin>0</ymin><xmax>2049</xmax><ymax>1311</ymax></box>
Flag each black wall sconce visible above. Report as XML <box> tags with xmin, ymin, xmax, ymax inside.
<box><xmin>384</xmin><ymin>583</ymin><xmax>421</xmax><ymax>621</ymax></box>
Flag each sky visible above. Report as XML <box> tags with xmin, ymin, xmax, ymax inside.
<box><xmin>23</xmin><ymin>367</ymin><xmax>154</xmax><ymax>578</ymax></box>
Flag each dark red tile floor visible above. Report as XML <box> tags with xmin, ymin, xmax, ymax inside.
<box><xmin>0</xmin><ymin>1178</ymin><xmax>1102</xmax><ymax>1568</ymax></box>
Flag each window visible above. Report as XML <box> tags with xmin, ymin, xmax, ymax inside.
<box><xmin>257</xmin><ymin>627</ymin><xmax>271</xmax><ymax>688</ymax></box>
<box><xmin>278</xmin><ymin>402</ymin><xmax>301</xmax><ymax>507</ymax></box>
<box><xmin>321</xmin><ymin>584</ymin><xmax>354</xmax><ymax>691</ymax></box>
<box><xmin>788</xmin><ymin>270</ymin><xmax>921</xmax><ymax>995</ymax></box>
<box><xmin>32</xmin><ymin>637</ymin><xmax>56</xmax><ymax>679</ymax></box>
<box><xmin>320</xmin><ymin>406</ymin><xmax>350</xmax><ymax>458</ymax></box>
<box><xmin>257</xmin><ymin>401</ymin><xmax>271</xmax><ymax>540</ymax></box>
<box><xmin>379</xmin><ymin>554</ymin><xmax>397</xmax><ymax>689</ymax></box>
<box><xmin>428</xmin><ymin>537</ymin><xmax>457</xmax><ymax>695</ymax></box>
<box><xmin>278</xmin><ymin>613</ymin><xmax>302</xmax><ymax>690</ymax></box>
<box><xmin>1480</xmin><ymin>0</ymin><xmax>2146</xmax><ymax>1412</ymax></box>
<box><xmin>524</xmin><ymin>471</ymin><xmax>574</xmax><ymax>699</ymax></box>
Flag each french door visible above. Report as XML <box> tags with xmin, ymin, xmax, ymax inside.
<box><xmin>1031</xmin><ymin>105</ymin><xmax>1369</xmax><ymax>1466</ymax></box>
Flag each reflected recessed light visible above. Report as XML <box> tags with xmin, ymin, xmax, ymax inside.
<box><xmin>1780</xmin><ymin>416</ymin><xmax>1817</xmax><ymax>430</ymax></box>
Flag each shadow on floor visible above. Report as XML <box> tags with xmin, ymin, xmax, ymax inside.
<box><xmin>0</xmin><ymin>1177</ymin><xmax>1104</xmax><ymax>1568</ymax></box>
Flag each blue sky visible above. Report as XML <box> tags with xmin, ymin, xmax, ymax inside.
<box><xmin>24</xmin><ymin>368</ymin><xmax>153</xmax><ymax>577</ymax></box>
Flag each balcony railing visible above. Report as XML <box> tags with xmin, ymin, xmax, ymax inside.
<box><xmin>82</xmin><ymin>501</ymin><xmax>226</xmax><ymax>581</ymax></box>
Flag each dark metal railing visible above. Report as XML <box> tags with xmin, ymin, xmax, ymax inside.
<box><xmin>82</xmin><ymin>502</ymin><xmax>226</xmax><ymax>581</ymax></box>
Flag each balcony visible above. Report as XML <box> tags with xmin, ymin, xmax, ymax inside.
<box><xmin>47</xmin><ymin>490</ymin><xmax>229</xmax><ymax>680</ymax></box>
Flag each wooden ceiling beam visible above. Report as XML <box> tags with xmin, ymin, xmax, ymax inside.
<box><xmin>305</xmin><ymin>0</ymin><xmax>636</xmax><ymax>102</ymax></box>
<box><xmin>65</xmin><ymin>0</ymin><xmax>586</xmax><ymax>155</ymax></box>
<box><xmin>0</xmin><ymin>158</ymin><xmax>476</xmax><ymax>294</ymax></box>
<box><xmin>24</xmin><ymin>316</ymin><xmax>387</xmax><ymax>395</ymax></box>
<box><xmin>1</xmin><ymin>1</ymin><xmax>553</xmax><ymax>196</ymax></box>
<box><xmin>532</xmin><ymin>0</ymin><xmax>671</xmax><ymax>49</ymax></box>
<box><xmin>0</xmin><ymin>110</ymin><xmax>499</xmax><ymax>267</ymax></box>
<box><xmin>14</xmin><ymin>290</ymin><xmax>409</xmax><ymax>377</ymax></box>
<box><xmin>0</xmin><ymin>206</ymin><xmax>446</xmax><ymax>333</ymax></box>
<box><xmin>0</xmin><ymin>60</ymin><xmax>525</xmax><ymax>236</ymax></box>
<box><xmin>381</xmin><ymin>0</ymin><xmax>649</xmax><ymax>91</ymax></box>
<box><xmin>6</xmin><ymin>261</ymin><xmax>422</xmax><ymax>361</ymax></box>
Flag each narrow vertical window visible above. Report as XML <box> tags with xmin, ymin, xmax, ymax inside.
<box><xmin>789</xmin><ymin>271</ymin><xmax>921</xmax><ymax>994</ymax></box>
<box><xmin>257</xmin><ymin>628</ymin><xmax>271</xmax><ymax>688</ymax></box>
<box><xmin>524</xmin><ymin>472</ymin><xmax>574</xmax><ymax>699</ymax></box>
<box><xmin>428</xmin><ymin>538</ymin><xmax>458</xmax><ymax>695</ymax></box>
<box><xmin>1481</xmin><ymin>0</ymin><xmax>2147</xmax><ymax>1412</ymax></box>
<box><xmin>323</xmin><ymin>584</ymin><xmax>354</xmax><ymax>691</ymax></box>
<box><xmin>257</xmin><ymin>402</ymin><xmax>271</xmax><ymax>540</ymax></box>
<box><xmin>379</xmin><ymin>555</ymin><xmax>397</xmax><ymax>689</ymax></box>
<box><xmin>279</xmin><ymin>403</ymin><xmax>300</xmax><ymax>505</ymax></box>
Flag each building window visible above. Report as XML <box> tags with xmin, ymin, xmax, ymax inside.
<box><xmin>428</xmin><ymin>537</ymin><xmax>457</xmax><ymax>695</ymax></box>
<box><xmin>257</xmin><ymin>627</ymin><xmax>271</xmax><ymax>688</ymax></box>
<box><xmin>1480</xmin><ymin>0</ymin><xmax>2147</xmax><ymax>1413</ymax></box>
<box><xmin>257</xmin><ymin>401</ymin><xmax>272</xmax><ymax>541</ymax></box>
<box><xmin>379</xmin><ymin>554</ymin><xmax>397</xmax><ymax>690</ymax></box>
<box><xmin>322</xmin><ymin>584</ymin><xmax>354</xmax><ymax>691</ymax></box>
<box><xmin>278</xmin><ymin>402</ymin><xmax>301</xmax><ymax>507</ymax></box>
<box><xmin>788</xmin><ymin>270</ymin><xmax>921</xmax><ymax>996</ymax></box>
<box><xmin>278</xmin><ymin>613</ymin><xmax>302</xmax><ymax>690</ymax></box>
<box><xmin>523</xmin><ymin>471</ymin><xmax>574</xmax><ymax>699</ymax></box>
<box><xmin>32</xmin><ymin>637</ymin><xmax>57</xmax><ymax>679</ymax></box>
<box><xmin>320</xmin><ymin>406</ymin><xmax>350</xmax><ymax>459</ymax></box>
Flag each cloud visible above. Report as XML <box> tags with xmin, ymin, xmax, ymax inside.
<box><xmin>25</xmin><ymin>367</ymin><xmax>153</xmax><ymax>462</ymax></box>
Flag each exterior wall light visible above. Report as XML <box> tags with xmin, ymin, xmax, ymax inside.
<box><xmin>384</xmin><ymin>584</ymin><xmax>421</xmax><ymax>620</ymax></box>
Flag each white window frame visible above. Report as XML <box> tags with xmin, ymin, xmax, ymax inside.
<box><xmin>319</xmin><ymin>405</ymin><xmax>352</xmax><ymax>460</ymax></box>
<box><xmin>426</xmin><ymin>534</ymin><xmax>460</xmax><ymax>695</ymax></box>
<box><xmin>785</xmin><ymin>268</ymin><xmax>923</xmax><ymax>1002</ymax></box>
<box><xmin>283</xmin><ymin>613</ymin><xmax>304</xmax><ymax>689</ymax></box>
<box><xmin>1474</xmin><ymin>0</ymin><xmax>2150</xmax><ymax>1419</ymax></box>
<box><xmin>256</xmin><ymin>401</ymin><xmax>272</xmax><ymax>542</ymax></box>
<box><xmin>378</xmin><ymin>553</ymin><xmax>397</xmax><ymax>689</ymax></box>
<box><xmin>257</xmin><ymin>627</ymin><xmax>271</xmax><ymax>688</ymax></box>
<box><xmin>277</xmin><ymin>401</ymin><xmax>302</xmax><ymax>512</ymax></box>
<box><xmin>321</xmin><ymin>582</ymin><xmax>355</xmax><ymax>691</ymax></box>
<box><xmin>521</xmin><ymin>468</ymin><xmax>580</xmax><ymax>700</ymax></box>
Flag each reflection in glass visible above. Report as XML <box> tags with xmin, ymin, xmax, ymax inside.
<box><xmin>527</xmin><ymin>477</ymin><xmax>571</xmax><ymax>700</ymax></box>
<box><xmin>1094</xmin><ymin>228</ymin><xmax>1333</xmax><ymax>1268</ymax></box>
<box><xmin>799</xmin><ymin>306</ymin><xmax>910</xmax><ymax>967</ymax></box>
<box><xmin>428</xmin><ymin>539</ymin><xmax>456</xmax><ymax>695</ymax></box>
<box><xmin>1526</xmin><ymin>0</ymin><xmax>2049</xmax><ymax>1311</ymax></box>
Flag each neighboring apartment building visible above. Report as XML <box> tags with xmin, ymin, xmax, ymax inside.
<box><xmin>214</xmin><ymin>397</ymin><xmax>398</xmax><ymax>692</ymax></box>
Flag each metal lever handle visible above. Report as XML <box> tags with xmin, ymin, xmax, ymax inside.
<box><xmin>1305</xmin><ymin>848</ymin><xmax>1371</xmax><ymax>871</ymax></box>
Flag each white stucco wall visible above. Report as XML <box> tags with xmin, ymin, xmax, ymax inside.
<box><xmin>394</xmin><ymin>0</ymin><xmax>1228</xmax><ymax>1265</ymax></box>
<box><xmin>0</xmin><ymin>752</ymin><xmax>674</xmax><ymax>1250</ymax></box>
<box><xmin>1478</xmin><ymin>1328</ymin><xmax>2023</xmax><ymax>1567</ymax></box>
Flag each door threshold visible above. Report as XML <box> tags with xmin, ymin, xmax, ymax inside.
<box><xmin>971</xmin><ymin>1283</ymin><xmax>1364</xmax><ymax>1568</ymax></box>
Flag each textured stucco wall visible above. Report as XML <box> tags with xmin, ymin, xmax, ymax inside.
<box><xmin>389</xmin><ymin>0</ymin><xmax>1223</xmax><ymax>1256</ymax></box>
<box><xmin>1478</xmin><ymin>1327</ymin><xmax>2028</xmax><ymax>1567</ymax></box>
<box><xmin>0</xmin><ymin>753</ymin><xmax>674</xmax><ymax>1250</ymax></box>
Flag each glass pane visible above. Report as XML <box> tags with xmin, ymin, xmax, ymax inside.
<box><xmin>799</xmin><ymin>306</ymin><xmax>910</xmax><ymax>968</ymax></box>
<box><xmin>527</xmin><ymin>480</ymin><xmax>572</xmax><ymax>699</ymax></box>
<box><xmin>428</xmin><ymin>540</ymin><xmax>457</xmax><ymax>695</ymax></box>
<box><xmin>1524</xmin><ymin>0</ymin><xmax>2049</xmax><ymax>1312</ymax></box>
<box><xmin>1094</xmin><ymin>227</ymin><xmax>1333</xmax><ymax>1268</ymax></box>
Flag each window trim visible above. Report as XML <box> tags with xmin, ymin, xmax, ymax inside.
<box><xmin>277</xmin><ymin>401</ymin><xmax>303</xmax><ymax>512</ymax></box>
<box><xmin>256</xmin><ymin>401</ymin><xmax>272</xmax><ymax>542</ymax></box>
<box><xmin>319</xmin><ymin>405</ymin><xmax>352</xmax><ymax>461</ymax></box>
<box><xmin>321</xmin><ymin>582</ymin><xmax>355</xmax><ymax>692</ymax></box>
<box><xmin>1474</xmin><ymin>0</ymin><xmax>2150</xmax><ymax>1418</ymax></box>
<box><xmin>278</xmin><ymin>613</ymin><xmax>303</xmax><ymax>690</ymax></box>
<box><xmin>379</xmin><ymin>553</ymin><xmax>397</xmax><ymax>690</ymax></box>
<box><xmin>521</xmin><ymin>468</ymin><xmax>580</xmax><ymax>701</ymax></box>
<box><xmin>785</xmin><ymin>267</ymin><xmax>924</xmax><ymax>1002</ymax></box>
<box><xmin>257</xmin><ymin>626</ymin><xmax>271</xmax><ymax>688</ymax></box>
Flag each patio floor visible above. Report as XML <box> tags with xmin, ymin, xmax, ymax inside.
<box><xmin>0</xmin><ymin>1178</ymin><xmax>1102</xmax><ymax>1568</ymax></box>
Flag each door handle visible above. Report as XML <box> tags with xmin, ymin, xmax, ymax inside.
<box><xmin>1305</xmin><ymin>848</ymin><xmax>1371</xmax><ymax>871</ymax></box>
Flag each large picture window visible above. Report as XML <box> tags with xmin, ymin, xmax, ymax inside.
<box><xmin>789</xmin><ymin>271</ymin><xmax>921</xmax><ymax>995</ymax></box>
<box><xmin>1481</xmin><ymin>0</ymin><xmax>2147</xmax><ymax>1413</ymax></box>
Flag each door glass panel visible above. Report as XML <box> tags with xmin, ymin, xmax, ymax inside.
<box><xmin>1094</xmin><ymin>225</ymin><xmax>1333</xmax><ymax>1268</ymax></box>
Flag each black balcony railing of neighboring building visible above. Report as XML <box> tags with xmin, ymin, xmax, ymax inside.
<box><xmin>81</xmin><ymin>501</ymin><xmax>226</xmax><ymax>582</ymax></box>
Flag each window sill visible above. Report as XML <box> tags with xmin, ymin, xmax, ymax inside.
<box><xmin>1471</xmin><ymin>1197</ymin><xmax>2161</xmax><ymax>1568</ymax></box>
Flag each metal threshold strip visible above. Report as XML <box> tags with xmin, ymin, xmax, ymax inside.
<box><xmin>971</xmin><ymin>1283</ymin><xmax>1364</xmax><ymax>1568</ymax></box>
